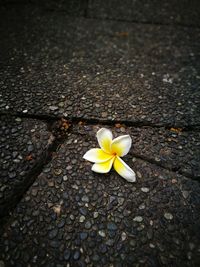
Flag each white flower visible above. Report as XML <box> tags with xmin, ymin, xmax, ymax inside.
<box><xmin>83</xmin><ymin>128</ymin><xmax>136</xmax><ymax>182</ymax></box>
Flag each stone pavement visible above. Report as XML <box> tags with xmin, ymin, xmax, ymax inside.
<box><xmin>0</xmin><ymin>1</ymin><xmax>200</xmax><ymax>266</ymax></box>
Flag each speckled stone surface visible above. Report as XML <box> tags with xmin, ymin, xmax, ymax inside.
<box><xmin>1</xmin><ymin>0</ymin><xmax>86</xmax><ymax>15</ymax></box>
<box><xmin>88</xmin><ymin>0</ymin><xmax>200</xmax><ymax>26</ymax></box>
<box><xmin>74</xmin><ymin>124</ymin><xmax>200</xmax><ymax>180</ymax></box>
<box><xmin>0</xmin><ymin>125</ymin><xmax>200</xmax><ymax>266</ymax></box>
<box><xmin>0</xmin><ymin>115</ymin><xmax>53</xmax><ymax>217</ymax></box>
<box><xmin>0</xmin><ymin>2</ymin><xmax>200</xmax><ymax>266</ymax></box>
<box><xmin>31</xmin><ymin>0</ymin><xmax>86</xmax><ymax>14</ymax></box>
<box><xmin>0</xmin><ymin>6</ymin><xmax>200</xmax><ymax>126</ymax></box>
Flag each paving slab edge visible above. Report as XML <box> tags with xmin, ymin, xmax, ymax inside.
<box><xmin>0</xmin><ymin>117</ymin><xmax>60</xmax><ymax>218</ymax></box>
<box><xmin>86</xmin><ymin>14</ymin><xmax>200</xmax><ymax>29</ymax></box>
<box><xmin>1</xmin><ymin>113</ymin><xmax>199</xmax><ymax>219</ymax></box>
<box><xmin>1</xmin><ymin>112</ymin><xmax>200</xmax><ymax>132</ymax></box>
<box><xmin>1</xmin><ymin>2</ymin><xmax>200</xmax><ymax>29</ymax></box>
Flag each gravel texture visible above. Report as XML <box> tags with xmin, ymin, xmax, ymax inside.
<box><xmin>74</xmin><ymin>124</ymin><xmax>200</xmax><ymax>180</ymax></box>
<box><xmin>1</xmin><ymin>0</ymin><xmax>86</xmax><ymax>15</ymax></box>
<box><xmin>0</xmin><ymin>125</ymin><xmax>200</xmax><ymax>266</ymax></box>
<box><xmin>31</xmin><ymin>0</ymin><xmax>87</xmax><ymax>14</ymax></box>
<box><xmin>2</xmin><ymin>0</ymin><xmax>200</xmax><ymax>26</ymax></box>
<box><xmin>0</xmin><ymin>6</ymin><xmax>200</xmax><ymax>126</ymax></box>
<box><xmin>0</xmin><ymin>3</ymin><xmax>200</xmax><ymax>266</ymax></box>
<box><xmin>88</xmin><ymin>0</ymin><xmax>200</xmax><ymax>26</ymax></box>
<box><xmin>0</xmin><ymin>115</ymin><xmax>53</xmax><ymax>217</ymax></box>
<box><xmin>128</xmin><ymin>126</ymin><xmax>200</xmax><ymax>179</ymax></box>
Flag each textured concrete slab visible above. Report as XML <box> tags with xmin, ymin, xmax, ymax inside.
<box><xmin>1</xmin><ymin>0</ymin><xmax>86</xmax><ymax>15</ymax></box>
<box><xmin>88</xmin><ymin>0</ymin><xmax>200</xmax><ymax>26</ymax></box>
<box><xmin>0</xmin><ymin>125</ymin><xmax>200</xmax><ymax>266</ymax></box>
<box><xmin>31</xmin><ymin>0</ymin><xmax>86</xmax><ymax>15</ymax></box>
<box><xmin>0</xmin><ymin>6</ymin><xmax>200</xmax><ymax>126</ymax></box>
<box><xmin>74</xmin><ymin>124</ymin><xmax>200</xmax><ymax>179</ymax></box>
<box><xmin>0</xmin><ymin>115</ymin><xmax>53</xmax><ymax>217</ymax></box>
<box><xmin>129</xmin><ymin>126</ymin><xmax>200</xmax><ymax>179</ymax></box>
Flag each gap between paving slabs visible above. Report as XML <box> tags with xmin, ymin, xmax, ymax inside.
<box><xmin>15</xmin><ymin>114</ymin><xmax>200</xmax><ymax>181</ymax></box>
<box><xmin>1</xmin><ymin>121</ymin><xmax>200</xmax><ymax>266</ymax></box>
<box><xmin>4</xmin><ymin>107</ymin><xmax>200</xmax><ymax>131</ymax></box>
<box><xmin>0</xmin><ymin>115</ymin><xmax>69</xmax><ymax>219</ymax></box>
<box><xmin>3</xmin><ymin>112</ymin><xmax>200</xmax><ymax>179</ymax></box>
<box><xmin>1</xmin><ymin>113</ymin><xmax>199</xmax><ymax>220</ymax></box>
<box><xmin>2</xmin><ymin>111</ymin><xmax>200</xmax><ymax>131</ymax></box>
<box><xmin>72</xmin><ymin>121</ymin><xmax>200</xmax><ymax>180</ymax></box>
<box><xmin>1</xmin><ymin>6</ymin><xmax>200</xmax><ymax>128</ymax></box>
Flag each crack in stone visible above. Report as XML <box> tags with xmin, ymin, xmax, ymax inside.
<box><xmin>1</xmin><ymin>112</ymin><xmax>200</xmax><ymax>132</ymax></box>
<box><xmin>2</xmin><ymin>1</ymin><xmax>199</xmax><ymax>29</ymax></box>
<box><xmin>131</xmin><ymin>152</ymin><xmax>199</xmax><ymax>182</ymax></box>
<box><xmin>83</xmin><ymin>0</ymin><xmax>89</xmax><ymax>18</ymax></box>
<box><xmin>0</xmin><ymin>120</ymin><xmax>68</xmax><ymax>218</ymax></box>
<box><xmin>86</xmin><ymin>14</ymin><xmax>200</xmax><ymax>29</ymax></box>
<box><xmin>0</xmin><ymin>113</ymin><xmax>199</xmax><ymax>216</ymax></box>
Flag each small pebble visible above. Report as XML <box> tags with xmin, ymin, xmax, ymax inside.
<box><xmin>98</xmin><ymin>230</ymin><xmax>106</xmax><ymax>237</ymax></box>
<box><xmin>73</xmin><ymin>249</ymin><xmax>80</xmax><ymax>260</ymax></box>
<box><xmin>121</xmin><ymin>232</ymin><xmax>127</xmax><ymax>241</ymax></box>
<box><xmin>136</xmin><ymin>171</ymin><xmax>142</xmax><ymax>178</ymax></box>
<box><xmin>85</xmin><ymin>221</ymin><xmax>92</xmax><ymax>229</ymax></box>
<box><xmin>182</xmin><ymin>191</ymin><xmax>189</xmax><ymax>199</ymax></box>
<box><xmin>107</xmin><ymin>222</ymin><xmax>117</xmax><ymax>231</ymax></box>
<box><xmin>49</xmin><ymin>106</ymin><xmax>58</xmax><ymax>111</ymax></box>
<box><xmin>63</xmin><ymin>249</ymin><xmax>71</xmax><ymax>260</ymax></box>
<box><xmin>63</xmin><ymin>175</ymin><xmax>68</xmax><ymax>181</ymax></box>
<box><xmin>93</xmin><ymin>212</ymin><xmax>99</xmax><ymax>218</ymax></box>
<box><xmin>141</xmin><ymin>187</ymin><xmax>149</xmax><ymax>193</ymax></box>
<box><xmin>164</xmin><ymin>212</ymin><xmax>173</xmax><ymax>220</ymax></box>
<box><xmin>139</xmin><ymin>203</ymin><xmax>145</xmax><ymax>209</ymax></box>
<box><xmin>48</xmin><ymin>229</ymin><xmax>58</xmax><ymax>239</ymax></box>
<box><xmin>54</xmin><ymin>169</ymin><xmax>62</xmax><ymax>176</ymax></box>
<box><xmin>133</xmin><ymin>216</ymin><xmax>143</xmax><ymax>222</ymax></box>
<box><xmin>79</xmin><ymin>216</ymin><xmax>85</xmax><ymax>223</ymax></box>
<box><xmin>80</xmin><ymin>232</ymin><xmax>88</xmax><ymax>240</ymax></box>
<box><xmin>82</xmin><ymin>195</ymin><xmax>89</xmax><ymax>202</ymax></box>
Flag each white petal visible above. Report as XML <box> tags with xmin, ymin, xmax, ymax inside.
<box><xmin>113</xmin><ymin>156</ymin><xmax>136</xmax><ymax>182</ymax></box>
<box><xmin>111</xmin><ymin>135</ymin><xmax>132</xmax><ymax>157</ymax></box>
<box><xmin>83</xmin><ymin>148</ymin><xmax>113</xmax><ymax>163</ymax></box>
<box><xmin>96</xmin><ymin>128</ymin><xmax>113</xmax><ymax>153</ymax></box>
<box><xmin>92</xmin><ymin>157</ymin><xmax>115</xmax><ymax>173</ymax></box>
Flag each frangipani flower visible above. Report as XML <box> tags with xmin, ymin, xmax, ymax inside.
<box><xmin>83</xmin><ymin>128</ymin><xmax>136</xmax><ymax>182</ymax></box>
